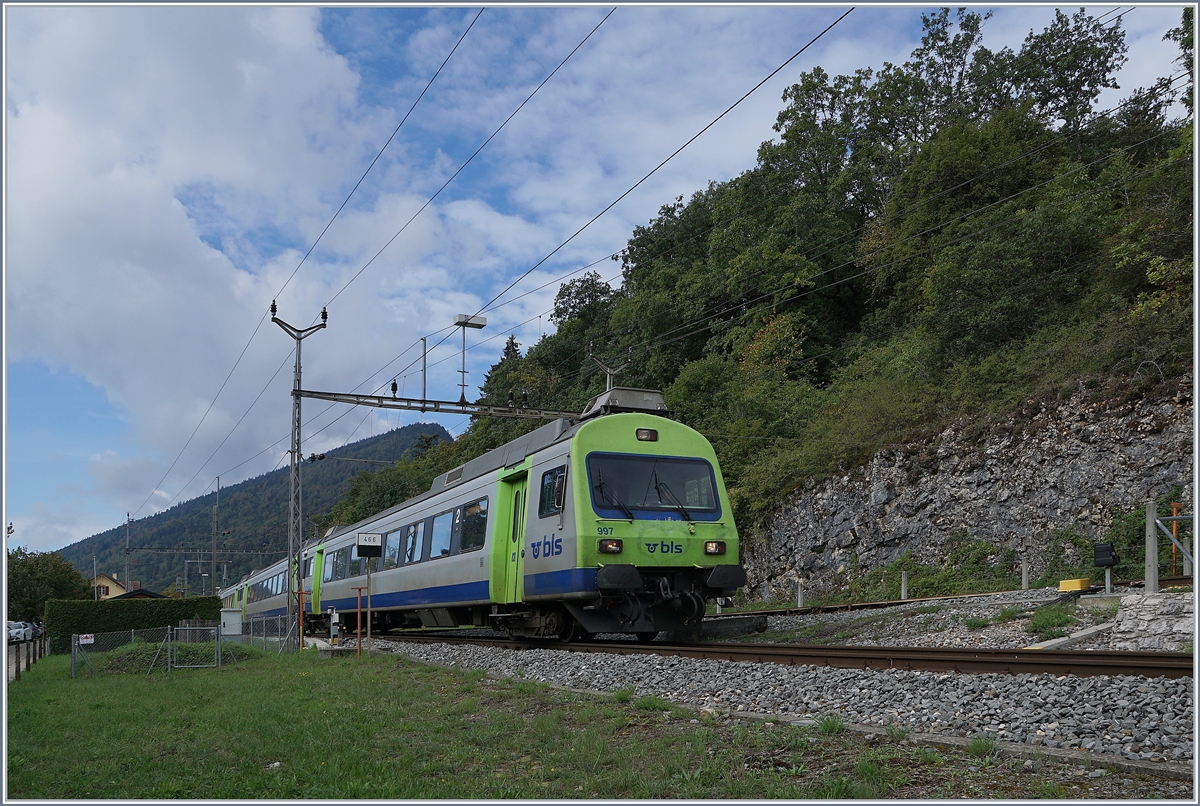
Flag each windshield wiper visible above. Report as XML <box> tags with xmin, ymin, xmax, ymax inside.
<box><xmin>595</xmin><ymin>470</ymin><xmax>634</xmax><ymax>520</ymax></box>
<box><xmin>654</xmin><ymin>472</ymin><xmax>692</xmax><ymax>521</ymax></box>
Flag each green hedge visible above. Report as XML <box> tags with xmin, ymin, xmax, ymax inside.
<box><xmin>45</xmin><ymin>597</ymin><xmax>221</xmax><ymax>654</ymax></box>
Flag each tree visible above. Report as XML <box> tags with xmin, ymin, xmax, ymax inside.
<box><xmin>1018</xmin><ymin>9</ymin><xmax>1128</xmax><ymax>143</ymax></box>
<box><xmin>7</xmin><ymin>547</ymin><xmax>92</xmax><ymax>621</ymax></box>
<box><xmin>1164</xmin><ymin>8</ymin><xmax>1194</xmax><ymax>116</ymax></box>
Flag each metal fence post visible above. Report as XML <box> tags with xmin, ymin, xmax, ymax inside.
<box><xmin>71</xmin><ymin>635</ymin><xmax>77</xmax><ymax>679</ymax></box>
<box><xmin>1146</xmin><ymin>500</ymin><xmax>1160</xmax><ymax>594</ymax></box>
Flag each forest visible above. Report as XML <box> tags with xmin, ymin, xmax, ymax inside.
<box><xmin>58</xmin><ymin>422</ymin><xmax>450</xmax><ymax>594</ymax></box>
<box><xmin>321</xmin><ymin>9</ymin><xmax>1193</xmax><ymax>541</ymax></box>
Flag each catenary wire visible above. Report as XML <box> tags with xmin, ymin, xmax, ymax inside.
<box><xmin>133</xmin><ymin>11</ymin><xmax>484</xmax><ymax>516</ymax></box>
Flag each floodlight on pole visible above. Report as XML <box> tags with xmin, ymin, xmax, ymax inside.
<box><xmin>453</xmin><ymin>314</ymin><xmax>486</xmax><ymax>404</ymax></box>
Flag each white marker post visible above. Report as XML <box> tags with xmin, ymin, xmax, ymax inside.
<box><xmin>357</xmin><ymin>533</ymin><xmax>383</xmax><ymax>657</ymax></box>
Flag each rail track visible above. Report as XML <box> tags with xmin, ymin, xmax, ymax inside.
<box><xmin>703</xmin><ymin>575</ymin><xmax>1194</xmax><ymax>621</ymax></box>
<box><xmin>376</xmin><ymin>632</ymin><xmax>1193</xmax><ymax>679</ymax></box>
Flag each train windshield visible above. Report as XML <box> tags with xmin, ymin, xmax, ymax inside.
<box><xmin>586</xmin><ymin>453</ymin><xmax>720</xmax><ymax>521</ymax></box>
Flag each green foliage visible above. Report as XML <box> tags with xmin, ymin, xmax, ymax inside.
<box><xmin>6</xmin><ymin>547</ymin><xmax>91</xmax><ymax>622</ymax></box>
<box><xmin>816</xmin><ymin>713</ymin><xmax>845</xmax><ymax>734</ymax></box>
<box><xmin>965</xmin><ymin>734</ymin><xmax>998</xmax><ymax>758</ymax></box>
<box><xmin>1027</xmin><ymin>605</ymin><xmax>1077</xmax><ymax>641</ymax></box>
<box><xmin>44</xmin><ymin>597</ymin><xmax>221</xmax><ymax>654</ymax></box>
<box><xmin>963</xmin><ymin>617</ymin><xmax>990</xmax><ymax>631</ymax></box>
<box><xmin>844</xmin><ymin>533</ymin><xmax>1017</xmax><ymax>603</ymax></box>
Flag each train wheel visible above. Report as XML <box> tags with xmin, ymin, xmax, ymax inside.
<box><xmin>635</xmin><ymin>631</ymin><xmax>658</xmax><ymax>643</ymax></box>
<box><xmin>557</xmin><ymin>616</ymin><xmax>584</xmax><ymax>643</ymax></box>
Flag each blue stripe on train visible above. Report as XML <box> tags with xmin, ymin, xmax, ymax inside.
<box><xmin>316</xmin><ymin>580</ymin><xmax>491</xmax><ymax>613</ymax></box>
<box><xmin>523</xmin><ymin>568</ymin><xmax>598</xmax><ymax>597</ymax></box>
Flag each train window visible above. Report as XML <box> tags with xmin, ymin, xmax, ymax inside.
<box><xmin>404</xmin><ymin>522</ymin><xmax>425</xmax><ymax>565</ymax></box>
<box><xmin>586</xmin><ymin>453</ymin><xmax>721</xmax><ymax>520</ymax></box>
<box><xmin>349</xmin><ymin>546</ymin><xmax>362</xmax><ymax>577</ymax></box>
<box><xmin>323</xmin><ymin>552</ymin><xmax>335</xmax><ymax>583</ymax></box>
<box><xmin>384</xmin><ymin>530</ymin><xmax>402</xmax><ymax>570</ymax></box>
<box><xmin>430</xmin><ymin>511</ymin><xmax>454</xmax><ymax>559</ymax></box>
<box><xmin>460</xmin><ymin>498</ymin><xmax>488</xmax><ymax>552</ymax></box>
<box><xmin>334</xmin><ymin>548</ymin><xmax>348</xmax><ymax>580</ymax></box>
<box><xmin>538</xmin><ymin>466</ymin><xmax>566</xmax><ymax>518</ymax></box>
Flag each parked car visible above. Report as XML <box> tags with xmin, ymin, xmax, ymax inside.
<box><xmin>31</xmin><ymin>623</ymin><xmax>44</xmax><ymax>639</ymax></box>
<box><xmin>7</xmin><ymin>622</ymin><xmax>32</xmax><ymax>643</ymax></box>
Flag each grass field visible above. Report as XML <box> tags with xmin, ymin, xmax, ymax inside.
<box><xmin>5</xmin><ymin>649</ymin><xmax>1184</xmax><ymax>799</ymax></box>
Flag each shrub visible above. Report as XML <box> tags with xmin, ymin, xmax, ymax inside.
<box><xmin>45</xmin><ymin>597</ymin><xmax>221</xmax><ymax>654</ymax></box>
<box><xmin>1027</xmin><ymin>605</ymin><xmax>1076</xmax><ymax>640</ymax></box>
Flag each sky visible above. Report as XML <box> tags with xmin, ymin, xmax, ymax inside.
<box><xmin>3</xmin><ymin>4</ymin><xmax>1190</xmax><ymax>554</ymax></box>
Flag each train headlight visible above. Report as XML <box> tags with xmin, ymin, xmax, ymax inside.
<box><xmin>704</xmin><ymin>541</ymin><xmax>726</xmax><ymax>555</ymax></box>
<box><xmin>635</xmin><ymin>428</ymin><xmax>658</xmax><ymax>442</ymax></box>
<box><xmin>598</xmin><ymin>538</ymin><xmax>623</xmax><ymax>554</ymax></box>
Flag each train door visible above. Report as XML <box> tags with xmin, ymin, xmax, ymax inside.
<box><xmin>310</xmin><ymin>545</ymin><xmax>326</xmax><ymax>612</ymax></box>
<box><xmin>496</xmin><ymin>462</ymin><xmax>530</xmax><ymax>604</ymax></box>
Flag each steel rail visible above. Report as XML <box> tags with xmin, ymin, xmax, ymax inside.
<box><xmin>379</xmin><ymin>633</ymin><xmax>1193</xmax><ymax>679</ymax></box>
<box><xmin>704</xmin><ymin>576</ymin><xmax>1195</xmax><ymax>621</ymax></box>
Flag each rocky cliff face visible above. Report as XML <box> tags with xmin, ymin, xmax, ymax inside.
<box><xmin>746</xmin><ymin>377</ymin><xmax>1194</xmax><ymax>599</ymax></box>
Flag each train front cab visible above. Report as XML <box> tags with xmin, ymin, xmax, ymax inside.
<box><xmin>499</xmin><ymin>410</ymin><xmax>745</xmax><ymax>639</ymax></box>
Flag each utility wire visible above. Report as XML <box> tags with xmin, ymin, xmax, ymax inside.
<box><xmin>321</xmin><ymin>8</ymin><xmax>617</xmax><ymax>312</ymax></box>
<box><xmin>133</xmin><ymin>10</ymin><xmax>484</xmax><ymax>517</ymax></box>
<box><xmin>473</xmin><ymin>8</ymin><xmax>855</xmax><ymax>318</ymax></box>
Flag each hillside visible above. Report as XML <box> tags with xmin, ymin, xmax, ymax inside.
<box><xmin>318</xmin><ymin>9</ymin><xmax>1193</xmax><ymax>578</ymax></box>
<box><xmin>59</xmin><ymin>422</ymin><xmax>450</xmax><ymax>594</ymax></box>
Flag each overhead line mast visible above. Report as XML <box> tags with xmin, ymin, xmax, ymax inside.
<box><xmin>271</xmin><ymin>301</ymin><xmax>327</xmax><ymax>624</ymax></box>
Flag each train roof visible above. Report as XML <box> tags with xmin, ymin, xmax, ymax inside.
<box><xmin>305</xmin><ymin>388</ymin><xmax>672</xmax><ymax>549</ymax></box>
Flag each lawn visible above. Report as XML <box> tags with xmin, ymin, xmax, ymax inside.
<box><xmin>5</xmin><ymin>649</ymin><xmax>1184</xmax><ymax>799</ymax></box>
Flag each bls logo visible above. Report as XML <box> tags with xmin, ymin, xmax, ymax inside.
<box><xmin>645</xmin><ymin>541</ymin><xmax>683</xmax><ymax>554</ymax></box>
<box><xmin>530</xmin><ymin>533</ymin><xmax>562</xmax><ymax>560</ymax></box>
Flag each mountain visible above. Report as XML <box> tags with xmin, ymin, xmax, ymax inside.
<box><xmin>57</xmin><ymin>422</ymin><xmax>450</xmax><ymax>594</ymax></box>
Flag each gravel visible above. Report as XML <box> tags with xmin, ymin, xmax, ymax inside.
<box><xmin>359</xmin><ymin>588</ymin><xmax>1195</xmax><ymax>767</ymax></box>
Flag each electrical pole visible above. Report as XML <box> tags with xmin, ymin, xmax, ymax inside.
<box><xmin>212</xmin><ymin>477</ymin><xmax>219</xmax><ymax>592</ymax></box>
<box><xmin>454</xmin><ymin>314</ymin><xmax>486</xmax><ymax>403</ymax></box>
<box><xmin>272</xmin><ymin>301</ymin><xmax>326</xmax><ymax>625</ymax></box>
<box><xmin>124</xmin><ymin>514</ymin><xmax>131</xmax><ymax>591</ymax></box>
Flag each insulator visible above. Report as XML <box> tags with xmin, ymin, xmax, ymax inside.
<box><xmin>391</xmin><ymin>380</ymin><xmax>398</xmax><ymax>397</ymax></box>
<box><xmin>270</xmin><ymin>300</ymin><xmax>277</xmax><ymax>316</ymax></box>
<box><xmin>321</xmin><ymin>307</ymin><xmax>328</xmax><ymax>323</ymax></box>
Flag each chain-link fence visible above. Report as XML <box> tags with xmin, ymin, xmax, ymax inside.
<box><xmin>235</xmin><ymin>614</ymin><xmax>299</xmax><ymax>654</ymax></box>
<box><xmin>71</xmin><ymin>627</ymin><xmax>171</xmax><ymax>678</ymax></box>
<box><xmin>69</xmin><ymin>623</ymin><xmax>269</xmax><ymax>678</ymax></box>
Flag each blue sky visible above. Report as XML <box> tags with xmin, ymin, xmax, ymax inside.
<box><xmin>3</xmin><ymin>4</ymin><xmax>1189</xmax><ymax>554</ymax></box>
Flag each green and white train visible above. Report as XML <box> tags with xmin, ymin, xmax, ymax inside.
<box><xmin>221</xmin><ymin>388</ymin><xmax>746</xmax><ymax>641</ymax></box>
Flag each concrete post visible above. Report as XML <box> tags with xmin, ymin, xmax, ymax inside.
<box><xmin>796</xmin><ymin>581</ymin><xmax>804</xmax><ymax>609</ymax></box>
<box><xmin>900</xmin><ymin>570</ymin><xmax>909</xmax><ymax>601</ymax></box>
<box><xmin>1021</xmin><ymin>560</ymin><xmax>1030</xmax><ymax>591</ymax></box>
<box><xmin>1145</xmin><ymin>500</ymin><xmax>1159</xmax><ymax>594</ymax></box>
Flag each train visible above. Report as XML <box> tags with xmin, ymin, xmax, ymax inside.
<box><xmin>220</xmin><ymin>387</ymin><xmax>746</xmax><ymax>641</ymax></box>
